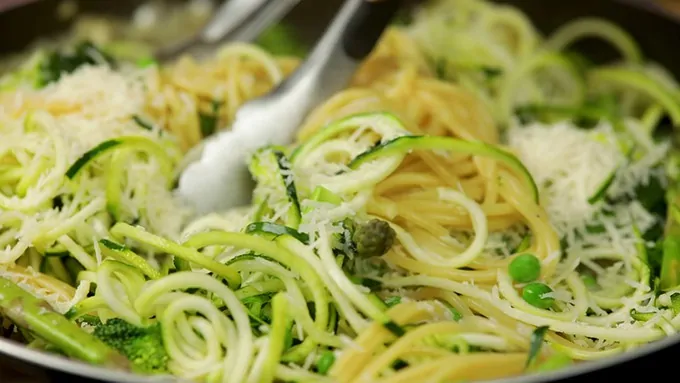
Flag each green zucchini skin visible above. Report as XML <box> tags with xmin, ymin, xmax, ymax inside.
<box><xmin>349</xmin><ymin>135</ymin><xmax>540</xmax><ymax>203</ymax></box>
<box><xmin>249</xmin><ymin>147</ymin><xmax>302</xmax><ymax>228</ymax></box>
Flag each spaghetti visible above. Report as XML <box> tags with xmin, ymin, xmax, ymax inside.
<box><xmin>0</xmin><ymin>0</ymin><xmax>679</xmax><ymax>382</ymax></box>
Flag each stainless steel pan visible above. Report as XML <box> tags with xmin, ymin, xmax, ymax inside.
<box><xmin>0</xmin><ymin>0</ymin><xmax>679</xmax><ymax>382</ymax></box>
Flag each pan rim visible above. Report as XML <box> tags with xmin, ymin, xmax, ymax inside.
<box><xmin>0</xmin><ymin>0</ymin><xmax>679</xmax><ymax>382</ymax></box>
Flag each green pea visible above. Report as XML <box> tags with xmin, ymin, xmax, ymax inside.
<box><xmin>316</xmin><ymin>350</ymin><xmax>336</xmax><ymax>375</ymax></box>
<box><xmin>508</xmin><ymin>253</ymin><xmax>541</xmax><ymax>283</ymax></box>
<box><xmin>522</xmin><ymin>282</ymin><xmax>554</xmax><ymax>309</ymax></box>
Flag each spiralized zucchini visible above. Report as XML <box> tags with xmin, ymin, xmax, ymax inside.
<box><xmin>1</xmin><ymin>0</ymin><xmax>680</xmax><ymax>382</ymax></box>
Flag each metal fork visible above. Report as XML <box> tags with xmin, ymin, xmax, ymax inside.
<box><xmin>177</xmin><ymin>0</ymin><xmax>403</xmax><ymax>215</ymax></box>
<box><xmin>155</xmin><ymin>0</ymin><xmax>300</xmax><ymax>61</ymax></box>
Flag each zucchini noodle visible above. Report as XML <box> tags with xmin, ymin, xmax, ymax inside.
<box><xmin>1</xmin><ymin>0</ymin><xmax>680</xmax><ymax>382</ymax></box>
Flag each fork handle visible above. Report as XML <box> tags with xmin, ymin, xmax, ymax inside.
<box><xmin>343</xmin><ymin>0</ymin><xmax>404</xmax><ymax>60</ymax></box>
<box><xmin>241</xmin><ymin>0</ymin><xmax>403</xmax><ymax>145</ymax></box>
<box><xmin>287</xmin><ymin>0</ymin><xmax>402</xmax><ymax>90</ymax></box>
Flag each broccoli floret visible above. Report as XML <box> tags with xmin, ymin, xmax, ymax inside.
<box><xmin>339</xmin><ymin>218</ymin><xmax>396</xmax><ymax>258</ymax></box>
<box><xmin>92</xmin><ymin>318</ymin><xmax>169</xmax><ymax>374</ymax></box>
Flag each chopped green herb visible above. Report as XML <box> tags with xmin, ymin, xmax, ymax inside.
<box><xmin>435</xmin><ymin>58</ymin><xmax>449</xmax><ymax>80</ymax></box>
<box><xmin>350</xmin><ymin>277</ymin><xmax>382</xmax><ymax>291</ymax></box>
<box><xmin>588</xmin><ymin>169</ymin><xmax>618</xmax><ymax>204</ymax></box>
<box><xmin>481</xmin><ymin>66</ymin><xmax>503</xmax><ymax>79</ymax></box>
<box><xmin>391</xmin><ymin>359</ymin><xmax>409</xmax><ymax>370</ymax></box>
<box><xmin>439</xmin><ymin>300</ymin><xmax>463</xmax><ymax>321</ymax></box>
<box><xmin>526</xmin><ymin>326</ymin><xmax>549</xmax><ymax>368</ymax></box>
<box><xmin>199</xmin><ymin>100</ymin><xmax>221</xmax><ymax>138</ymax></box>
<box><xmin>132</xmin><ymin>115</ymin><xmax>153</xmax><ymax>131</ymax></box>
<box><xmin>39</xmin><ymin>41</ymin><xmax>116</xmax><ymax>87</ymax></box>
<box><xmin>383</xmin><ymin>296</ymin><xmax>402</xmax><ymax>307</ymax></box>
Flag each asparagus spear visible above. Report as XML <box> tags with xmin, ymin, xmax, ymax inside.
<box><xmin>661</xmin><ymin>199</ymin><xmax>680</xmax><ymax>289</ymax></box>
<box><xmin>660</xmin><ymin>152</ymin><xmax>680</xmax><ymax>290</ymax></box>
<box><xmin>0</xmin><ymin>277</ymin><xmax>130</xmax><ymax>369</ymax></box>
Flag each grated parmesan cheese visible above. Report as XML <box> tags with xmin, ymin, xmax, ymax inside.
<box><xmin>507</xmin><ymin>120</ymin><xmax>667</xmax><ymax>267</ymax></box>
<box><xmin>508</xmin><ymin>121</ymin><xmax>625</xmax><ymax>234</ymax></box>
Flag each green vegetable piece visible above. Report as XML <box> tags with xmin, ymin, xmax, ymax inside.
<box><xmin>522</xmin><ymin>283</ymin><xmax>555</xmax><ymax>309</ymax></box>
<box><xmin>530</xmin><ymin>351</ymin><xmax>573</xmax><ymax>372</ymax></box>
<box><xmin>39</xmin><ymin>41</ymin><xmax>116</xmax><ymax>87</ymax></box>
<box><xmin>526</xmin><ymin>325</ymin><xmax>549</xmax><ymax>368</ymax></box>
<box><xmin>65</xmin><ymin>296</ymin><xmax>107</xmax><ymax>322</ymax></box>
<box><xmin>310</xmin><ymin>185</ymin><xmax>343</xmax><ymax>206</ymax></box>
<box><xmin>587</xmin><ymin>169</ymin><xmax>618</xmax><ymax>204</ymax></box>
<box><xmin>383</xmin><ymin>320</ymin><xmax>406</xmax><ymax>337</ymax></box>
<box><xmin>508</xmin><ymin>253</ymin><xmax>541</xmax><ymax>283</ymax></box>
<box><xmin>352</xmin><ymin>219</ymin><xmax>396</xmax><ymax>258</ymax></box>
<box><xmin>64</xmin><ymin>257</ymin><xmax>85</xmax><ymax>282</ymax></box>
<box><xmin>0</xmin><ymin>277</ymin><xmax>128</xmax><ymax>368</ymax></box>
<box><xmin>367</xmin><ymin>293</ymin><xmax>388</xmax><ymax>312</ymax></box>
<box><xmin>283</xmin><ymin>322</ymin><xmax>294</xmax><ymax>351</ymax></box>
<box><xmin>241</xmin><ymin>293</ymin><xmax>272</xmax><ymax>325</ymax></box>
<box><xmin>347</xmin><ymin>134</ymin><xmax>540</xmax><ymax>203</ymax></box>
<box><xmin>249</xmin><ymin>147</ymin><xmax>302</xmax><ymax>228</ymax></box>
<box><xmin>132</xmin><ymin>115</ymin><xmax>153</xmax><ymax>131</ymax></box>
<box><xmin>435</xmin><ymin>58</ymin><xmax>449</xmax><ymax>81</ymax></box>
<box><xmin>226</xmin><ymin>252</ymin><xmax>285</xmax><ymax>269</ymax></box>
<box><xmin>66</xmin><ymin>139</ymin><xmax>122</xmax><ymax>178</ymax></box>
<box><xmin>589</xmin><ymin>67</ymin><xmax>680</xmax><ymax>126</ymax></box>
<box><xmin>635</xmin><ymin>173</ymin><xmax>666</xmax><ymax>212</ymax></box>
<box><xmin>439</xmin><ymin>301</ymin><xmax>463</xmax><ymax>322</ymax></box>
<box><xmin>351</xmin><ymin>277</ymin><xmax>383</xmax><ymax>291</ymax></box>
<box><xmin>581</xmin><ymin>274</ymin><xmax>598</xmax><ymax>289</ymax></box>
<box><xmin>391</xmin><ymin>359</ymin><xmax>408</xmax><ymax>370</ymax></box>
<box><xmin>244</xmin><ymin>221</ymin><xmax>310</xmax><ymax>244</ymax></box>
<box><xmin>316</xmin><ymin>350</ymin><xmax>336</xmax><ymax>375</ymax></box>
<box><xmin>481</xmin><ymin>66</ymin><xmax>503</xmax><ymax>79</ymax></box>
<box><xmin>256</xmin><ymin>24</ymin><xmax>308</xmax><ymax>58</ymax></box>
<box><xmin>304</xmin><ymin>186</ymin><xmax>344</xmax><ymax>217</ymax></box>
<box><xmin>630</xmin><ymin>309</ymin><xmax>655</xmax><ymax>321</ymax></box>
<box><xmin>92</xmin><ymin>318</ymin><xmax>169</xmax><ymax>374</ymax></box>
<box><xmin>111</xmin><ymin>222</ymin><xmax>241</xmax><ymax>289</ymax></box>
<box><xmin>671</xmin><ymin>293</ymin><xmax>680</xmax><ymax>315</ymax></box>
<box><xmin>513</xmin><ymin>234</ymin><xmax>532</xmax><ymax>253</ymax></box>
<box><xmin>136</xmin><ymin>57</ymin><xmax>157</xmax><ymax>68</ymax></box>
<box><xmin>199</xmin><ymin>100</ymin><xmax>221</xmax><ymax>138</ymax></box>
<box><xmin>99</xmin><ymin>239</ymin><xmax>162</xmax><ymax>280</ymax></box>
<box><xmin>260</xmin><ymin>293</ymin><xmax>290</xmax><ymax>383</ymax></box>
<box><xmin>660</xmin><ymin>234</ymin><xmax>680</xmax><ymax>290</ymax></box>
<box><xmin>383</xmin><ymin>296</ymin><xmax>401</xmax><ymax>308</ymax></box>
